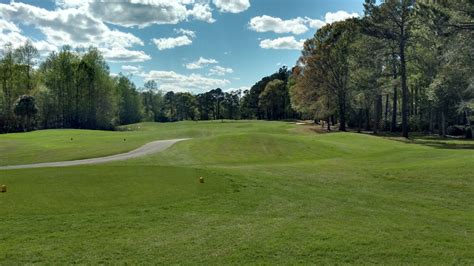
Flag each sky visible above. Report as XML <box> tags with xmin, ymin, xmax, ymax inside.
<box><xmin>0</xmin><ymin>0</ymin><xmax>365</xmax><ymax>93</ymax></box>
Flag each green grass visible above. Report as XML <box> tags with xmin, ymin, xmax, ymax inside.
<box><xmin>0</xmin><ymin>121</ymin><xmax>292</xmax><ymax>166</ymax></box>
<box><xmin>1</xmin><ymin>121</ymin><xmax>473</xmax><ymax>264</ymax></box>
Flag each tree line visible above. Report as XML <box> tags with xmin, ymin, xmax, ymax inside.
<box><xmin>1</xmin><ymin>43</ymin><xmax>141</xmax><ymax>132</ymax></box>
<box><xmin>0</xmin><ymin>42</ymin><xmax>296</xmax><ymax>133</ymax></box>
<box><xmin>1</xmin><ymin>0</ymin><xmax>472</xmax><ymax>138</ymax></box>
<box><xmin>290</xmin><ymin>0</ymin><xmax>473</xmax><ymax>138</ymax></box>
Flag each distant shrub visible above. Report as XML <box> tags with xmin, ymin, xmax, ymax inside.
<box><xmin>466</xmin><ymin>127</ymin><xmax>473</xmax><ymax>139</ymax></box>
<box><xmin>447</xmin><ymin>125</ymin><xmax>465</xmax><ymax>136</ymax></box>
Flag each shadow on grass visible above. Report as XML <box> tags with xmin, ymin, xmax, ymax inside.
<box><xmin>295</xmin><ymin>124</ymin><xmax>474</xmax><ymax>150</ymax></box>
<box><xmin>341</xmin><ymin>129</ymin><xmax>474</xmax><ymax>150</ymax></box>
<box><xmin>397</xmin><ymin>139</ymin><xmax>474</xmax><ymax>150</ymax></box>
<box><xmin>377</xmin><ymin>133</ymin><xmax>474</xmax><ymax>150</ymax></box>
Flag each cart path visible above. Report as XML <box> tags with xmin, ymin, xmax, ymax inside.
<box><xmin>0</xmin><ymin>138</ymin><xmax>190</xmax><ymax>170</ymax></box>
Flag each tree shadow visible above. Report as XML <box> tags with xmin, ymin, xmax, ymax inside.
<box><xmin>405</xmin><ymin>140</ymin><xmax>474</xmax><ymax>150</ymax></box>
<box><xmin>297</xmin><ymin>125</ymin><xmax>474</xmax><ymax>150</ymax></box>
<box><xmin>388</xmin><ymin>137</ymin><xmax>474</xmax><ymax>150</ymax></box>
<box><xmin>349</xmin><ymin>130</ymin><xmax>474</xmax><ymax>150</ymax></box>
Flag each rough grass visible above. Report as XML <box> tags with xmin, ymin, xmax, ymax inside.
<box><xmin>0</xmin><ymin>121</ymin><xmax>473</xmax><ymax>264</ymax></box>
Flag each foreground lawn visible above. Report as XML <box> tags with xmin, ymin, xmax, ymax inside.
<box><xmin>1</xmin><ymin>121</ymin><xmax>473</xmax><ymax>264</ymax></box>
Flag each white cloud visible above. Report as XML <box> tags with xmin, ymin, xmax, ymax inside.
<box><xmin>224</xmin><ymin>86</ymin><xmax>249</xmax><ymax>93</ymax></box>
<box><xmin>153</xmin><ymin>27</ymin><xmax>196</xmax><ymax>50</ymax></box>
<box><xmin>250</xmin><ymin>10</ymin><xmax>360</xmax><ymax>51</ymax></box>
<box><xmin>153</xmin><ymin>35</ymin><xmax>193</xmax><ymax>50</ymax></box>
<box><xmin>0</xmin><ymin>18</ymin><xmax>20</xmax><ymax>32</ymax></box>
<box><xmin>32</xmin><ymin>40</ymin><xmax>59</xmax><ymax>56</ymax></box>
<box><xmin>0</xmin><ymin>2</ymin><xmax>150</xmax><ymax>62</ymax></box>
<box><xmin>212</xmin><ymin>0</ymin><xmax>250</xmax><ymax>13</ymax></box>
<box><xmin>141</xmin><ymin>70</ymin><xmax>230</xmax><ymax>92</ymax></box>
<box><xmin>259</xmin><ymin>36</ymin><xmax>305</xmax><ymax>50</ymax></box>
<box><xmin>249</xmin><ymin>11</ymin><xmax>360</xmax><ymax>36</ymax></box>
<box><xmin>0</xmin><ymin>36</ymin><xmax>57</xmax><ymax>57</ymax></box>
<box><xmin>0</xmin><ymin>2</ymin><xmax>142</xmax><ymax>46</ymax></box>
<box><xmin>187</xmin><ymin>3</ymin><xmax>215</xmax><ymax>23</ymax></box>
<box><xmin>249</xmin><ymin>15</ymin><xmax>308</xmax><ymax>35</ymax></box>
<box><xmin>209</xmin><ymin>66</ymin><xmax>233</xmax><ymax>76</ymax></box>
<box><xmin>306</xmin><ymin>18</ymin><xmax>325</xmax><ymax>29</ymax></box>
<box><xmin>100</xmin><ymin>46</ymin><xmax>151</xmax><ymax>62</ymax></box>
<box><xmin>324</xmin><ymin>11</ymin><xmax>359</xmax><ymax>24</ymax></box>
<box><xmin>306</xmin><ymin>11</ymin><xmax>359</xmax><ymax>29</ymax></box>
<box><xmin>0</xmin><ymin>31</ymin><xmax>25</xmax><ymax>52</ymax></box>
<box><xmin>0</xmin><ymin>18</ymin><xmax>26</xmax><ymax>48</ymax></box>
<box><xmin>88</xmin><ymin>1</ymin><xmax>190</xmax><ymax>28</ymax></box>
<box><xmin>55</xmin><ymin>0</ymin><xmax>84</xmax><ymax>8</ymax></box>
<box><xmin>185</xmin><ymin>57</ymin><xmax>218</xmax><ymax>70</ymax></box>
<box><xmin>0</xmin><ymin>18</ymin><xmax>57</xmax><ymax>56</ymax></box>
<box><xmin>54</xmin><ymin>0</ymin><xmax>215</xmax><ymax>27</ymax></box>
<box><xmin>174</xmin><ymin>28</ymin><xmax>196</xmax><ymax>38</ymax></box>
<box><xmin>121</xmin><ymin>65</ymin><xmax>143</xmax><ymax>74</ymax></box>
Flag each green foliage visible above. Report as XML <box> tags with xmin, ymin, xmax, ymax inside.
<box><xmin>292</xmin><ymin>0</ymin><xmax>472</xmax><ymax>137</ymax></box>
<box><xmin>292</xmin><ymin>20</ymin><xmax>357</xmax><ymax>130</ymax></box>
<box><xmin>1</xmin><ymin>0</ymin><xmax>472</xmax><ymax>137</ymax></box>
<box><xmin>37</xmin><ymin>47</ymin><xmax>119</xmax><ymax>129</ymax></box>
<box><xmin>222</xmin><ymin>90</ymin><xmax>241</xmax><ymax>119</ymax></box>
<box><xmin>13</xmin><ymin>95</ymin><xmax>38</xmax><ymax>131</ymax></box>
<box><xmin>142</xmin><ymin>80</ymin><xmax>158</xmax><ymax>121</ymax></box>
<box><xmin>241</xmin><ymin>67</ymin><xmax>295</xmax><ymax>120</ymax></box>
<box><xmin>117</xmin><ymin>75</ymin><xmax>142</xmax><ymax>125</ymax></box>
<box><xmin>175</xmin><ymin>92</ymin><xmax>198</xmax><ymax>121</ymax></box>
<box><xmin>259</xmin><ymin>79</ymin><xmax>290</xmax><ymax>120</ymax></box>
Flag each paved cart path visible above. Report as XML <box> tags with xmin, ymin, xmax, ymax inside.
<box><xmin>0</xmin><ymin>138</ymin><xmax>190</xmax><ymax>170</ymax></box>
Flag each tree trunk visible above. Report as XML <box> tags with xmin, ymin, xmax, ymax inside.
<box><xmin>338</xmin><ymin>94</ymin><xmax>346</xmax><ymax>131</ymax></box>
<box><xmin>358</xmin><ymin>109</ymin><xmax>362</xmax><ymax>133</ymax></box>
<box><xmin>429</xmin><ymin>107</ymin><xmax>433</xmax><ymax>134</ymax></box>
<box><xmin>365</xmin><ymin>108</ymin><xmax>371</xmax><ymax>131</ymax></box>
<box><xmin>75</xmin><ymin>84</ymin><xmax>79</xmax><ymax>127</ymax></box>
<box><xmin>26</xmin><ymin>115</ymin><xmax>30</xmax><ymax>132</ymax></box>
<box><xmin>27</xmin><ymin>65</ymin><xmax>31</xmax><ymax>92</ymax></box>
<box><xmin>391</xmin><ymin>86</ymin><xmax>398</xmax><ymax>132</ymax></box>
<box><xmin>374</xmin><ymin>94</ymin><xmax>382</xmax><ymax>134</ymax></box>
<box><xmin>384</xmin><ymin>94</ymin><xmax>389</xmax><ymax>130</ymax></box>
<box><xmin>440</xmin><ymin>110</ymin><xmax>446</xmax><ymax>137</ymax></box>
<box><xmin>336</xmin><ymin>88</ymin><xmax>347</xmax><ymax>131</ymax></box>
<box><xmin>400</xmin><ymin>39</ymin><xmax>409</xmax><ymax>138</ymax></box>
<box><xmin>466</xmin><ymin>109</ymin><xmax>473</xmax><ymax>139</ymax></box>
<box><xmin>414</xmin><ymin>86</ymin><xmax>419</xmax><ymax>116</ymax></box>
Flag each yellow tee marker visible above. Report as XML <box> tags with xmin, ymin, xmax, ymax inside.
<box><xmin>0</xmin><ymin>185</ymin><xmax>6</xmax><ymax>193</ymax></box>
<box><xmin>199</xmin><ymin>177</ymin><xmax>204</xmax><ymax>183</ymax></box>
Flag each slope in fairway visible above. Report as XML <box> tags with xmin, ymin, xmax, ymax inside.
<box><xmin>0</xmin><ymin>121</ymin><xmax>292</xmax><ymax>166</ymax></box>
<box><xmin>0</xmin><ymin>121</ymin><xmax>473</xmax><ymax>264</ymax></box>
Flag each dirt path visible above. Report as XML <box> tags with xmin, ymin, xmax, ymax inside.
<box><xmin>0</xmin><ymin>138</ymin><xmax>190</xmax><ymax>170</ymax></box>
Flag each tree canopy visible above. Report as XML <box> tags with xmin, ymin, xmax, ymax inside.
<box><xmin>1</xmin><ymin>0</ymin><xmax>472</xmax><ymax>138</ymax></box>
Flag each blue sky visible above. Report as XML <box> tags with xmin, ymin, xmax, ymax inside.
<box><xmin>0</xmin><ymin>0</ymin><xmax>365</xmax><ymax>93</ymax></box>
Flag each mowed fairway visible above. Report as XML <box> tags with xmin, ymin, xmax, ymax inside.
<box><xmin>0</xmin><ymin>121</ymin><xmax>473</xmax><ymax>264</ymax></box>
